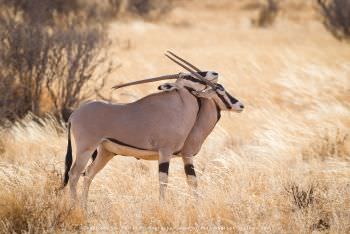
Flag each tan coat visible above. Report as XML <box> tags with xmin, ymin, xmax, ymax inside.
<box><xmin>70</xmin><ymin>88</ymin><xmax>200</xmax><ymax>155</ymax></box>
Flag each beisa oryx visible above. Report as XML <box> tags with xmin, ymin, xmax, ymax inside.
<box><xmin>62</xmin><ymin>51</ymin><xmax>244</xmax><ymax>209</ymax></box>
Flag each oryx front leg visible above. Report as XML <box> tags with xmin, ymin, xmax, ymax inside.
<box><xmin>82</xmin><ymin>146</ymin><xmax>114</xmax><ymax>210</ymax></box>
<box><xmin>158</xmin><ymin>150</ymin><xmax>172</xmax><ymax>200</ymax></box>
<box><xmin>182</xmin><ymin>156</ymin><xmax>198</xmax><ymax>191</ymax></box>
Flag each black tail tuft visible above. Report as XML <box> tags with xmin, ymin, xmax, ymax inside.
<box><xmin>63</xmin><ymin>123</ymin><xmax>72</xmax><ymax>187</ymax></box>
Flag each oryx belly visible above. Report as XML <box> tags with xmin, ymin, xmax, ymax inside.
<box><xmin>101</xmin><ymin>138</ymin><xmax>181</xmax><ymax>160</ymax></box>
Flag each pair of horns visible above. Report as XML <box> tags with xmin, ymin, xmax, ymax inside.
<box><xmin>112</xmin><ymin>51</ymin><xmax>216</xmax><ymax>90</ymax></box>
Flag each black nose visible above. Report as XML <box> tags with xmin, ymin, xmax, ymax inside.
<box><xmin>240</xmin><ymin>104</ymin><xmax>244</xmax><ymax>109</ymax></box>
<box><xmin>212</xmin><ymin>72</ymin><xmax>218</xmax><ymax>76</ymax></box>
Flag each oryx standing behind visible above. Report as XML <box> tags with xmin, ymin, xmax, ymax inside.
<box><xmin>62</xmin><ymin>51</ymin><xmax>244</xmax><ymax>209</ymax></box>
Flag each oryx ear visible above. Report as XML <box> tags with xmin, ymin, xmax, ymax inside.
<box><xmin>205</xmin><ymin>71</ymin><xmax>219</xmax><ymax>83</ymax></box>
<box><xmin>158</xmin><ymin>83</ymin><xmax>178</xmax><ymax>92</ymax></box>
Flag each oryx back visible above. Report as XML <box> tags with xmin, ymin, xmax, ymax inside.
<box><xmin>69</xmin><ymin>88</ymin><xmax>199</xmax><ymax>157</ymax></box>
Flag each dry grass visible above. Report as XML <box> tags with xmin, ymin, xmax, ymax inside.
<box><xmin>1</xmin><ymin>1</ymin><xmax>350</xmax><ymax>233</ymax></box>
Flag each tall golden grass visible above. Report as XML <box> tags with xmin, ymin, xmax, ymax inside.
<box><xmin>0</xmin><ymin>2</ymin><xmax>349</xmax><ymax>233</ymax></box>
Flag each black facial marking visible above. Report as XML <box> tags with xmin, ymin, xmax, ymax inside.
<box><xmin>217</xmin><ymin>93</ymin><xmax>232</xmax><ymax>109</ymax></box>
<box><xmin>227</xmin><ymin>93</ymin><xmax>238</xmax><ymax>104</ymax></box>
<box><xmin>91</xmin><ymin>150</ymin><xmax>97</xmax><ymax>161</ymax></box>
<box><xmin>212</xmin><ymin>72</ymin><xmax>218</xmax><ymax>76</ymax></box>
<box><xmin>159</xmin><ymin>162</ymin><xmax>170</xmax><ymax>174</ymax></box>
<box><xmin>183</xmin><ymin>75</ymin><xmax>207</xmax><ymax>85</ymax></box>
<box><xmin>216</xmin><ymin>84</ymin><xmax>224</xmax><ymax>91</ymax></box>
<box><xmin>215</xmin><ymin>84</ymin><xmax>238</xmax><ymax>108</ymax></box>
<box><xmin>197</xmin><ymin>71</ymin><xmax>208</xmax><ymax>77</ymax></box>
<box><xmin>184</xmin><ymin>164</ymin><xmax>196</xmax><ymax>176</ymax></box>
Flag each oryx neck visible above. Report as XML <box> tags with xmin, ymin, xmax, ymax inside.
<box><xmin>183</xmin><ymin>86</ymin><xmax>202</xmax><ymax>118</ymax></box>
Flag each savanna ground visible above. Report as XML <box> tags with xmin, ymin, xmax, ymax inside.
<box><xmin>0</xmin><ymin>0</ymin><xmax>350</xmax><ymax>233</ymax></box>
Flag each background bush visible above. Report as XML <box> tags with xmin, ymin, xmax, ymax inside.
<box><xmin>108</xmin><ymin>0</ymin><xmax>173</xmax><ymax>19</ymax></box>
<box><xmin>0</xmin><ymin>0</ymin><xmax>175</xmax><ymax>124</ymax></box>
<box><xmin>317</xmin><ymin>0</ymin><xmax>350</xmax><ymax>41</ymax></box>
<box><xmin>252</xmin><ymin>0</ymin><xmax>279</xmax><ymax>27</ymax></box>
<box><xmin>0</xmin><ymin>0</ymin><xmax>113</xmax><ymax>123</ymax></box>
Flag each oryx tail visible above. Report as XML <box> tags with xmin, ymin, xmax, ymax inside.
<box><xmin>63</xmin><ymin>122</ymin><xmax>73</xmax><ymax>187</ymax></box>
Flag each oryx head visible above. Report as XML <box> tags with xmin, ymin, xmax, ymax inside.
<box><xmin>163</xmin><ymin>50</ymin><xmax>244</xmax><ymax>112</ymax></box>
<box><xmin>112</xmin><ymin>51</ymin><xmax>244</xmax><ymax>112</ymax></box>
<box><xmin>157</xmin><ymin>71</ymin><xmax>218</xmax><ymax>92</ymax></box>
<box><xmin>193</xmin><ymin>84</ymin><xmax>244</xmax><ymax>112</ymax></box>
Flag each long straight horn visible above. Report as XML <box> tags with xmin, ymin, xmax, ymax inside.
<box><xmin>166</xmin><ymin>50</ymin><xmax>201</xmax><ymax>72</ymax></box>
<box><xmin>112</xmin><ymin>74</ymin><xmax>179</xmax><ymax>90</ymax></box>
<box><xmin>165</xmin><ymin>52</ymin><xmax>217</xmax><ymax>89</ymax></box>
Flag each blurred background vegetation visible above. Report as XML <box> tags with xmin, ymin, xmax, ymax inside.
<box><xmin>0</xmin><ymin>0</ymin><xmax>349</xmax><ymax>125</ymax></box>
<box><xmin>0</xmin><ymin>0</ymin><xmax>173</xmax><ymax>123</ymax></box>
<box><xmin>0</xmin><ymin>1</ymin><xmax>349</xmax><ymax>233</ymax></box>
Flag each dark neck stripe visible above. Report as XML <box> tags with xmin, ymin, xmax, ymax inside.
<box><xmin>184</xmin><ymin>86</ymin><xmax>202</xmax><ymax>119</ymax></box>
<box><xmin>215</xmin><ymin>103</ymin><xmax>222</xmax><ymax>123</ymax></box>
<box><xmin>196</xmin><ymin>97</ymin><xmax>202</xmax><ymax>113</ymax></box>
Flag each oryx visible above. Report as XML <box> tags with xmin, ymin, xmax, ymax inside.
<box><xmin>62</xmin><ymin>51</ymin><xmax>244</xmax><ymax>209</ymax></box>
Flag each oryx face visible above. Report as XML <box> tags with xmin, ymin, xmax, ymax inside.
<box><xmin>196</xmin><ymin>83</ymin><xmax>244</xmax><ymax>112</ymax></box>
<box><xmin>214</xmin><ymin>84</ymin><xmax>244</xmax><ymax>112</ymax></box>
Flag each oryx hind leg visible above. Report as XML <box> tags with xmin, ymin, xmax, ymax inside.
<box><xmin>69</xmin><ymin>149</ymin><xmax>93</xmax><ymax>201</ymax></box>
<box><xmin>82</xmin><ymin>145</ymin><xmax>114</xmax><ymax>210</ymax></box>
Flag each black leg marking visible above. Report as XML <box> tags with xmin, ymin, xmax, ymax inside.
<box><xmin>91</xmin><ymin>150</ymin><xmax>98</xmax><ymax>161</ymax></box>
<box><xmin>159</xmin><ymin>162</ymin><xmax>170</xmax><ymax>174</ymax></box>
<box><xmin>184</xmin><ymin>164</ymin><xmax>196</xmax><ymax>176</ymax></box>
